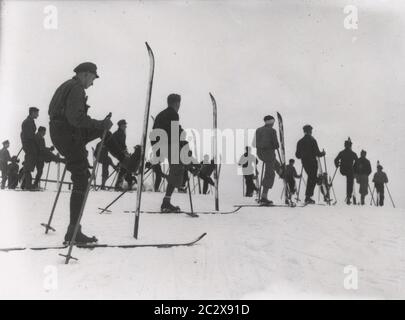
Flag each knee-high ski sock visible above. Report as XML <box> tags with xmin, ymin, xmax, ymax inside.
<box><xmin>164</xmin><ymin>184</ymin><xmax>175</xmax><ymax>203</ymax></box>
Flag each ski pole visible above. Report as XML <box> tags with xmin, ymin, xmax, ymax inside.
<box><xmin>385</xmin><ymin>183</ymin><xmax>395</xmax><ymax>208</ymax></box>
<box><xmin>99</xmin><ymin>189</ymin><xmax>129</xmax><ymax>214</ymax></box>
<box><xmin>41</xmin><ymin>164</ymin><xmax>67</xmax><ymax>233</ymax></box>
<box><xmin>368</xmin><ymin>184</ymin><xmax>376</xmax><ymax>206</ymax></box>
<box><xmin>60</xmin><ymin>113</ymin><xmax>112</xmax><ymax>264</ymax></box>
<box><xmin>16</xmin><ymin>147</ymin><xmax>23</xmax><ymax>158</ymax></box>
<box><xmin>257</xmin><ymin>162</ymin><xmax>264</xmax><ymax>202</ymax></box>
<box><xmin>44</xmin><ymin>162</ymin><xmax>51</xmax><ymax>190</ymax></box>
<box><xmin>330</xmin><ymin>166</ymin><xmax>339</xmax><ymax>186</ymax></box>
<box><xmin>296</xmin><ymin>166</ymin><xmax>304</xmax><ymax>202</ymax></box>
<box><xmin>187</xmin><ymin>171</ymin><xmax>194</xmax><ymax>214</ymax></box>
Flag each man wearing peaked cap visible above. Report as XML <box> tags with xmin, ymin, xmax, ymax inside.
<box><xmin>48</xmin><ymin>62</ymin><xmax>138</xmax><ymax>244</ymax></box>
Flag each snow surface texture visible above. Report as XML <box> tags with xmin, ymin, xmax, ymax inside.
<box><xmin>0</xmin><ymin>189</ymin><xmax>404</xmax><ymax>299</ymax></box>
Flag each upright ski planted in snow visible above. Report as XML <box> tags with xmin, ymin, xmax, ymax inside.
<box><xmin>209</xmin><ymin>93</ymin><xmax>219</xmax><ymax>211</ymax></box>
<box><xmin>134</xmin><ymin>42</ymin><xmax>155</xmax><ymax>239</ymax></box>
<box><xmin>276</xmin><ymin>112</ymin><xmax>295</xmax><ymax>207</ymax></box>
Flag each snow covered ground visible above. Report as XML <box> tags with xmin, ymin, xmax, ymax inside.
<box><xmin>0</xmin><ymin>187</ymin><xmax>404</xmax><ymax>300</ymax></box>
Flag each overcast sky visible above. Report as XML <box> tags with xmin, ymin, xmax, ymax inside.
<box><xmin>1</xmin><ymin>0</ymin><xmax>404</xmax><ymax>200</ymax></box>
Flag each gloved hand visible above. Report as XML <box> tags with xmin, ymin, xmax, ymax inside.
<box><xmin>50</xmin><ymin>146</ymin><xmax>55</xmax><ymax>152</ymax></box>
<box><xmin>320</xmin><ymin>151</ymin><xmax>326</xmax><ymax>157</ymax></box>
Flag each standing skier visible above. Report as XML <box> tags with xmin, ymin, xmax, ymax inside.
<box><xmin>285</xmin><ymin>159</ymin><xmax>301</xmax><ymax>203</ymax></box>
<box><xmin>95</xmin><ymin>141</ymin><xmax>117</xmax><ymax>190</ymax></box>
<box><xmin>112</xmin><ymin>120</ymin><xmax>133</xmax><ymax>191</ymax></box>
<box><xmin>295</xmin><ymin>125</ymin><xmax>325</xmax><ymax>204</ymax></box>
<box><xmin>238</xmin><ymin>146</ymin><xmax>259</xmax><ymax>197</ymax></box>
<box><xmin>33</xmin><ymin>126</ymin><xmax>64</xmax><ymax>189</ymax></box>
<box><xmin>7</xmin><ymin>156</ymin><xmax>20</xmax><ymax>189</ymax></box>
<box><xmin>372</xmin><ymin>164</ymin><xmax>388</xmax><ymax>206</ymax></box>
<box><xmin>253</xmin><ymin>115</ymin><xmax>280</xmax><ymax>205</ymax></box>
<box><xmin>48</xmin><ymin>62</ymin><xmax>136</xmax><ymax>243</ymax></box>
<box><xmin>198</xmin><ymin>154</ymin><xmax>216</xmax><ymax>195</ymax></box>
<box><xmin>353</xmin><ymin>150</ymin><xmax>372</xmax><ymax>205</ymax></box>
<box><xmin>151</xmin><ymin>94</ymin><xmax>194</xmax><ymax>212</ymax></box>
<box><xmin>334</xmin><ymin>138</ymin><xmax>358</xmax><ymax>205</ymax></box>
<box><xmin>0</xmin><ymin>140</ymin><xmax>11</xmax><ymax>189</ymax></box>
<box><xmin>20</xmin><ymin>107</ymin><xmax>39</xmax><ymax>190</ymax></box>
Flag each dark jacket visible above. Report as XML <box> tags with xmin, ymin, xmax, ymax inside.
<box><xmin>200</xmin><ymin>160</ymin><xmax>215</xmax><ymax>177</ymax></box>
<box><xmin>354</xmin><ymin>157</ymin><xmax>371</xmax><ymax>176</ymax></box>
<box><xmin>7</xmin><ymin>161</ymin><xmax>19</xmax><ymax>177</ymax></box>
<box><xmin>34</xmin><ymin>133</ymin><xmax>57</xmax><ymax>163</ymax></box>
<box><xmin>373</xmin><ymin>171</ymin><xmax>388</xmax><ymax>184</ymax></box>
<box><xmin>21</xmin><ymin>116</ymin><xmax>37</xmax><ymax>154</ymax></box>
<box><xmin>335</xmin><ymin>148</ymin><xmax>358</xmax><ymax>176</ymax></box>
<box><xmin>112</xmin><ymin>128</ymin><xmax>127</xmax><ymax>153</ymax></box>
<box><xmin>253</xmin><ymin>125</ymin><xmax>279</xmax><ymax>162</ymax></box>
<box><xmin>49</xmin><ymin>77</ymin><xmax>103</xmax><ymax>138</ymax></box>
<box><xmin>285</xmin><ymin>164</ymin><xmax>300</xmax><ymax>180</ymax></box>
<box><xmin>296</xmin><ymin>135</ymin><xmax>323</xmax><ymax>163</ymax></box>
<box><xmin>0</xmin><ymin>147</ymin><xmax>11</xmax><ymax>170</ymax></box>
<box><xmin>151</xmin><ymin>107</ymin><xmax>187</xmax><ymax>161</ymax></box>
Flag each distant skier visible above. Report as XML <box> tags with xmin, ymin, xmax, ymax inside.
<box><xmin>33</xmin><ymin>126</ymin><xmax>64</xmax><ymax>189</ymax></box>
<box><xmin>0</xmin><ymin>140</ymin><xmax>11</xmax><ymax>189</ymax></box>
<box><xmin>334</xmin><ymin>138</ymin><xmax>358</xmax><ymax>205</ymax></box>
<box><xmin>7</xmin><ymin>156</ymin><xmax>20</xmax><ymax>189</ymax></box>
<box><xmin>238</xmin><ymin>146</ymin><xmax>259</xmax><ymax>197</ymax></box>
<box><xmin>48</xmin><ymin>62</ymin><xmax>137</xmax><ymax>244</ymax></box>
<box><xmin>20</xmin><ymin>107</ymin><xmax>39</xmax><ymax>190</ymax></box>
<box><xmin>112</xmin><ymin>120</ymin><xmax>134</xmax><ymax>191</ymax></box>
<box><xmin>95</xmin><ymin>141</ymin><xmax>117</xmax><ymax>190</ymax></box>
<box><xmin>285</xmin><ymin>159</ymin><xmax>301</xmax><ymax>203</ymax></box>
<box><xmin>354</xmin><ymin>150</ymin><xmax>372</xmax><ymax>205</ymax></box>
<box><xmin>372</xmin><ymin>164</ymin><xmax>388</xmax><ymax>206</ymax></box>
<box><xmin>295</xmin><ymin>125</ymin><xmax>325</xmax><ymax>204</ymax></box>
<box><xmin>252</xmin><ymin>115</ymin><xmax>281</xmax><ymax>205</ymax></box>
<box><xmin>198</xmin><ymin>155</ymin><xmax>216</xmax><ymax>195</ymax></box>
<box><xmin>151</xmin><ymin>93</ymin><xmax>196</xmax><ymax>212</ymax></box>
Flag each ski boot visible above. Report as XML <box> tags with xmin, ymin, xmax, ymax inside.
<box><xmin>64</xmin><ymin>225</ymin><xmax>98</xmax><ymax>245</ymax></box>
<box><xmin>259</xmin><ymin>198</ymin><xmax>274</xmax><ymax>207</ymax></box>
<box><xmin>305</xmin><ymin>197</ymin><xmax>315</xmax><ymax>205</ymax></box>
<box><xmin>161</xmin><ymin>201</ymin><xmax>181</xmax><ymax>213</ymax></box>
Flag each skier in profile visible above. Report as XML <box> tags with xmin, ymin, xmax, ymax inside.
<box><xmin>253</xmin><ymin>115</ymin><xmax>280</xmax><ymax>206</ymax></box>
<box><xmin>48</xmin><ymin>62</ymin><xmax>137</xmax><ymax>244</ymax></box>
<box><xmin>295</xmin><ymin>125</ymin><xmax>325</xmax><ymax>204</ymax></box>
<box><xmin>151</xmin><ymin>94</ymin><xmax>197</xmax><ymax>212</ymax></box>
<box><xmin>238</xmin><ymin>146</ymin><xmax>259</xmax><ymax>197</ymax></box>
<box><xmin>372</xmin><ymin>163</ymin><xmax>388</xmax><ymax>206</ymax></box>
<box><xmin>354</xmin><ymin>150</ymin><xmax>372</xmax><ymax>205</ymax></box>
<box><xmin>334</xmin><ymin>138</ymin><xmax>358</xmax><ymax>205</ymax></box>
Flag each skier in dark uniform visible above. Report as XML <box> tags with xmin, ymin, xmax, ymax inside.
<box><xmin>372</xmin><ymin>164</ymin><xmax>388</xmax><ymax>206</ymax></box>
<box><xmin>151</xmin><ymin>93</ymin><xmax>196</xmax><ymax>212</ymax></box>
<box><xmin>7</xmin><ymin>156</ymin><xmax>20</xmax><ymax>189</ymax></box>
<box><xmin>285</xmin><ymin>159</ymin><xmax>301</xmax><ymax>203</ymax></box>
<box><xmin>295</xmin><ymin>125</ymin><xmax>325</xmax><ymax>204</ymax></box>
<box><xmin>112</xmin><ymin>119</ymin><xmax>134</xmax><ymax>191</ymax></box>
<box><xmin>94</xmin><ymin>141</ymin><xmax>117</xmax><ymax>190</ymax></box>
<box><xmin>354</xmin><ymin>150</ymin><xmax>372</xmax><ymax>205</ymax></box>
<box><xmin>238</xmin><ymin>146</ymin><xmax>259</xmax><ymax>197</ymax></box>
<box><xmin>334</xmin><ymin>138</ymin><xmax>358</xmax><ymax>205</ymax></box>
<box><xmin>198</xmin><ymin>154</ymin><xmax>216</xmax><ymax>195</ymax></box>
<box><xmin>33</xmin><ymin>126</ymin><xmax>64</xmax><ymax>189</ymax></box>
<box><xmin>253</xmin><ymin>115</ymin><xmax>281</xmax><ymax>205</ymax></box>
<box><xmin>20</xmin><ymin>107</ymin><xmax>39</xmax><ymax>190</ymax></box>
<box><xmin>48</xmin><ymin>62</ymin><xmax>136</xmax><ymax>244</ymax></box>
<box><xmin>0</xmin><ymin>140</ymin><xmax>11</xmax><ymax>189</ymax></box>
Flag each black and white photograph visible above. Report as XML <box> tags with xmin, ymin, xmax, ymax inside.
<box><xmin>0</xmin><ymin>0</ymin><xmax>404</xmax><ymax>302</ymax></box>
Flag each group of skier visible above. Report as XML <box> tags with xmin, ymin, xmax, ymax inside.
<box><xmin>0</xmin><ymin>60</ymin><xmax>394</xmax><ymax>246</ymax></box>
<box><xmin>238</xmin><ymin>117</ymin><xmax>391</xmax><ymax>207</ymax></box>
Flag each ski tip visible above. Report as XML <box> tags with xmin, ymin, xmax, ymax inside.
<box><xmin>145</xmin><ymin>41</ymin><xmax>151</xmax><ymax>49</ymax></box>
